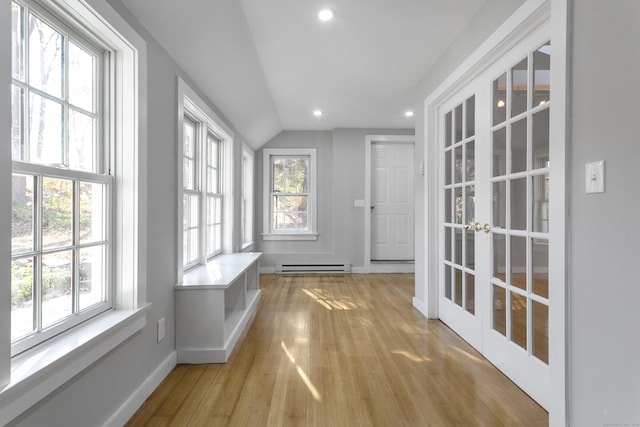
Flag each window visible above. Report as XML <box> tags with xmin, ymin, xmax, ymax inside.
<box><xmin>10</xmin><ymin>0</ymin><xmax>110</xmax><ymax>354</ymax></box>
<box><xmin>179</xmin><ymin>79</ymin><xmax>233</xmax><ymax>273</ymax></box>
<box><xmin>241</xmin><ymin>147</ymin><xmax>254</xmax><ymax>248</ymax></box>
<box><xmin>1</xmin><ymin>0</ymin><xmax>146</xmax><ymax>419</ymax></box>
<box><xmin>262</xmin><ymin>148</ymin><xmax>317</xmax><ymax>240</ymax></box>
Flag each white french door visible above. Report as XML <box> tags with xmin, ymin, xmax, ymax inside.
<box><xmin>438</xmin><ymin>26</ymin><xmax>552</xmax><ymax>409</ymax></box>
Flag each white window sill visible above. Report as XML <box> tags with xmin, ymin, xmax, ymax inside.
<box><xmin>262</xmin><ymin>232</ymin><xmax>318</xmax><ymax>241</ymax></box>
<box><xmin>0</xmin><ymin>305</ymin><xmax>150</xmax><ymax>426</ymax></box>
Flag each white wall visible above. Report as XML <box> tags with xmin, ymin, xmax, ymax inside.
<box><xmin>569</xmin><ymin>1</ymin><xmax>640</xmax><ymax>424</ymax></box>
<box><xmin>256</xmin><ymin>128</ymin><xmax>414</xmax><ymax>270</ymax></box>
<box><xmin>6</xmin><ymin>0</ymin><xmax>252</xmax><ymax>424</ymax></box>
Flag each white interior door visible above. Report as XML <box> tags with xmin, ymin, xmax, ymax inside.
<box><xmin>438</xmin><ymin>28</ymin><xmax>552</xmax><ymax>410</ymax></box>
<box><xmin>371</xmin><ymin>143</ymin><xmax>414</xmax><ymax>261</ymax></box>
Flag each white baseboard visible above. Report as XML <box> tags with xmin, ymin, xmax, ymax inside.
<box><xmin>259</xmin><ymin>266</ymin><xmax>276</xmax><ymax>274</ymax></box>
<box><xmin>412</xmin><ymin>297</ymin><xmax>429</xmax><ymax>318</ymax></box>
<box><xmin>370</xmin><ymin>263</ymin><xmax>415</xmax><ymax>273</ymax></box>
<box><xmin>103</xmin><ymin>350</ymin><xmax>177</xmax><ymax>427</ymax></box>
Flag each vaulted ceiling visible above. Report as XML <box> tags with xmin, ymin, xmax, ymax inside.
<box><xmin>120</xmin><ymin>0</ymin><xmax>487</xmax><ymax>149</ymax></box>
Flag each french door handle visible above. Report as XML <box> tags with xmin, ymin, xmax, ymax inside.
<box><xmin>483</xmin><ymin>223</ymin><xmax>491</xmax><ymax>233</ymax></box>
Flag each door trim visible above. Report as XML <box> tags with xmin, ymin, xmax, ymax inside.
<box><xmin>364</xmin><ymin>135</ymin><xmax>415</xmax><ymax>273</ymax></box>
<box><xmin>417</xmin><ymin>0</ymin><xmax>569</xmax><ymax>424</ymax></box>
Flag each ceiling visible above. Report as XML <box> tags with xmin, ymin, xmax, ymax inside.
<box><xmin>120</xmin><ymin>0</ymin><xmax>487</xmax><ymax>149</ymax></box>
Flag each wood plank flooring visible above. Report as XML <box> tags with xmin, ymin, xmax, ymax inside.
<box><xmin>126</xmin><ymin>274</ymin><xmax>548</xmax><ymax>426</ymax></box>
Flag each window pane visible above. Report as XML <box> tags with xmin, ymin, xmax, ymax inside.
<box><xmin>533</xmin><ymin>42</ymin><xmax>551</xmax><ymax>108</ymax></box>
<box><xmin>492</xmin><ymin>127</ymin><xmax>506</xmax><ymax>177</ymax></box>
<box><xmin>493</xmin><ymin>73</ymin><xmax>507</xmax><ymax>125</ymax></box>
<box><xmin>510</xmin><ymin>235</ymin><xmax>527</xmax><ymax>291</ymax></box>
<box><xmin>454</xmin><ymin>146</ymin><xmax>462</xmax><ymax>184</ymax></box>
<box><xmin>493</xmin><ymin>285</ymin><xmax>506</xmax><ymax>336</ymax></box>
<box><xmin>11</xmin><ymin>84</ymin><xmax>24</xmax><ymax>160</ymax></box>
<box><xmin>183</xmin><ymin>119</ymin><xmax>196</xmax><ymax>189</ymax></box>
<box><xmin>511</xmin><ymin>57</ymin><xmax>528</xmax><ymax>117</ymax></box>
<box><xmin>11</xmin><ymin>257</ymin><xmax>35</xmax><ymax>341</ymax></box>
<box><xmin>68</xmin><ymin>41</ymin><xmax>95</xmax><ymax>112</ymax></box>
<box><xmin>42</xmin><ymin>177</ymin><xmax>73</xmax><ymax>249</ymax></box>
<box><xmin>273</xmin><ymin>156</ymin><xmax>309</xmax><ymax>193</ymax></box>
<box><xmin>12</xmin><ymin>174</ymin><xmax>34</xmax><ymax>255</ymax></box>
<box><xmin>465</xmin><ymin>96</ymin><xmax>475</xmax><ymax>138</ymax></box>
<box><xmin>533</xmin><ymin>173</ymin><xmax>550</xmax><ymax>233</ymax></box>
<box><xmin>454</xmin><ymin>104</ymin><xmax>463</xmax><ymax>142</ymax></box>
<box><xmin>532</xmin><ymin>108</ymin><xmax>550</xmax><ymax>169</ymax></box>
<box><xmin>80</xmin><ymin>182</ymin><xmax>105</xmax><ymax>243</ymax></box>
<box><xmin>511</xmin><ymin>118</ymin><xmax>527</xmax><ymax>174</ymax></box>
<box><xmin>42</xmin><ymin>251</ymin><xmax>73</xmax><ymax>328</ymax></box>
<box><xmin>29</xmin><ymin>93</ymin><xmax>63</xmax><ymax>166</ymax></box>
<box><xmin>79</xmin><ymin>245</ymin><xmax>105</xmax><ymax>310</ymax></box>
<box><xmin>465</xmin><ymin>141</ymin><xmax>475</xmax><ymax>182</ymax></box>
<box><xmin>510</xmin><ymin>177</ymin><xmax>527</xmax><ymax>230</ymax></box>
<box><xmin>533</xmin><ymin>239</ymin><xmax>549</xmax><ymax>298</ymax></box>
<box><xmin>533</xmin><ymin>301</ymin><xmax>549</xmax><ymax>364</ymax></box>
<box><xmin>29</xmin><ymin>13</ymin><xmax>63</xmax><ymax>99</ymax></box>
<box><xmin>69</xmin><ymin>109</ymin><xmax>94</xmax><ymax>172</ymax></box>
<box><xmin>11</xmin><ymin>1</ymin><xmax>24</xmax><ymax>81</ymax></box>
<box><xmin>511</xmin><ymin>292</ymin><xmax>527</xmax><ymax>350</ymax></box>
<box><xmin>272</xmin><ymin>195</ymin><xmax>308</xmax><ymax>230</ymax></box>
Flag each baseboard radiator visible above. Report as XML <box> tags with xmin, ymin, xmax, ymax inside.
<box><xmin>275</xmin><ymin>263</ymin><xmax>352</xmax><ymax>274</ymax></box>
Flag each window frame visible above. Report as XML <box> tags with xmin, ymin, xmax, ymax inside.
<box><xmin>177</xmin><ymin>78</ymin><xmax>234</xmax><ymax>281</ymax></box>
<box><xmin>262</xmin><ymin>148</ymin><xmax>318</xmax><ymax>241</ymax></box>
<box><xmin>241</xmin><ymin>145</ymin><xmax>254</xmax><ymax>249</ymax></box>
<box><xmin>0</xmin><ymin>0</ymin><xmax>148</xmax><ymax>421</ymax></box>
<box><xmin>10</xmin><ymin>0</ymin><xmax>113</xmax><ymax>355</ymax></box>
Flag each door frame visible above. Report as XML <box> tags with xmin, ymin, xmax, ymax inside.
<box><xmin>417</xmin><ymin>0</ymin><xmax>569</xmax><ymax>424</ymax></box>
<box><xmin>364</xmin><ymin>134</ymin><xmax>415</xmax><ymax>273</ymax></box>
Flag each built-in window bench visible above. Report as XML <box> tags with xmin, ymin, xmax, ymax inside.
<box><xmin>175</xmin><ymin>252</ymin><xmax>261</xmax><ymax>363</ymax></box>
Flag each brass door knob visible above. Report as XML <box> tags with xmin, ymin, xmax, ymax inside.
<box><xmin>483</xmin><ymin>223</ymin><xmax>491</xmax><ymax>233</ymax></box>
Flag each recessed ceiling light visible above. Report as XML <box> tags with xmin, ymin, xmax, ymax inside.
<box><xmin>405</xmin><ymin>111</ymin><xmax>414</xmax><ymax>117</ymax></box>
<box><xmin>313</xmin><ymin>110</ymin><xmax>323</xmax><ymax>117</ymax></box>
<box><xmin>318</xmin><ymin>9</ymin><xmax>334</xmax><ymax>21</ymax></box>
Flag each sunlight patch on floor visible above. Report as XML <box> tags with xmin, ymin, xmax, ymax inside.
<box><xmin>392</xmin><ymin>349</ymin><xmax>432</xmax><ymax>363</ymax></box>
<box><xmin>301</xmin><ymin>288</ymin><xmax>356</xmax><ymax>311</ymax></box>
<box><xmin>281</xmin><ymin>341</ymin><xmax>322</xmax><ymax>402</ymax></box>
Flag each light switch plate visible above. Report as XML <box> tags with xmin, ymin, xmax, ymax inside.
<box><xmin>585</xmin><ymin>160</ymin><xmax>605</xmax><ymax>193</ymax></box>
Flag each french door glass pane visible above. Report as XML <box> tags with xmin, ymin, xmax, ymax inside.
<box><xmin>444</xmin><ymin>227</ymin><xmax>452</xmax><ymax>261</ymax></box>
<box><xmin>465</xmin><ymin>230</ymin><xmax>475</xmax><ymax>269</ymax></box>
<box><xmin>465</xmin><ymin>185</ymin><xmax>475</xmax><ymax>224</ymax></box>
<box><xmin>532</xmin><ymin>108</ymin><xmax>550</xmax><ymax>168</ymax></box>
<box><xmin>465</xmin><ymin>96</ymin><xmax>475</xmax><ymax>138</ymax></box>
<box><xmin>29</xmin><ymin>13</ymin><xmax>63</xmax><ymax>99</ymax></box>
<box><xmin>510</xmin><ymin>235</ymin><xmax>527</xmax><ymax>290</ymax></box>
<box><xmin>68</xmin><ymin>41</ymin><xmax>95</xmax><ymax>113</ymax></box>
<box><xmin>42</xmin><ymin>251</ymin><xmax>73</xmax><ymax>328</ymax></box>
<box><xmin>454</xmin><ymin>187</ymin><xmax>462</xmax><ymax>224</ymax></box>
<box><xmin>444</xmin><ymin>189</ymin><xmax>452</xmax><ymax>223</ymax></box>
<box><xmin>465</xmin><ymin>273</ymin><xmax>475</xmax><ymax>314</ymax></box>
<box><xmin>532</xmin><ymin>173</ymin><xmax>549</xmax><ymax>233</ymax></box>
<box><xmin>533</xmin><ymin>42</ymin><xmax>551</xmax><ymax>107</ymax></box>
<box><xmin>466</xmin><ymin>141</ymin><xmax>475</xmax><ymax>181</ymax></box>
<box><xmin>445</xmin><ymin>150</ymin><xmax>452</xmax><ymax>185</ymax></box>
<box><xmin>454</xmin><ymin>104</ymin><xmax>463</xmax><ymax>142</ymax></box>
<box><xmin>444</xmin><ymin>264</ymin><xmax>452</xmax><ymax>300</ymax></box>
<box><xmin>511</xmin><ymin>291</ymin><xmax>527</xmax><ymax>349</ymax></box>
<box><xmin>493</xmin><ymin>73</ymin><xmax>507</xmax><ymax>125</ymax></box>
<box><xmin>511</xmin><ymin>58</ymin><xmax>528</xmax><ymax>118</ymax></box>
<box><xmin>510</xmin><ymin>177</ymin><xmax>527</xmax><ymax>230</ymax></box>
<box><xmin>29</xmin><ymin>94</ymin><xmax>63</xmax><ymax>166</ymax></box>
<box><xmin>493</xmin><ymin>233</ymin><xmax>506</xmax><ymax>281</ymax></box>
<box><xmin>532</xmin><ymin>239</ymin><xmax>549</xmax><ymax>298</ymax></box>
<box><xmin>454</xmin><ymin>146</ymin><xmax>463</xmax><ymax>183</ymax></box>
<box><xmin>454</xmin><ymin>268</ymin><xmax>463</xmax><ymax>307</ymax></box>
<box><xmin>454</xmin><ymin>228</ymin><xmax>463</xmax><ymax>265</ymax></box>
<box><xmin>493</xmin><ymin>127</ymin><xmax>506</xmax><ymax>177</ymax></box>
<box><xmin>492</xmin><ymin>181</ymin><xmax>506</xmax><ymax>229</ymax></box>
<box><xmin>12</xmin><ymin>174</ymin><xmax>34</xmax><ymax>255</ymax></box>
<box><xmin>533</xmin><ymin>300</ymin><xmax>549</xmax><ymax>363</ymax></box>
<box><xmin>445</xmin><ymin>111</ymin><xmax>452</xmax><ymax>147</ymax></box>
<box><xmin>42</xmin><ymin>177</ymin><xmax>73</xmax><ymax>249</ymax></box>
<box><xmin>511</xmin><ymin>119</ymin><xmax>527</xmax><ymax>173</ymax></box>
<box><xmin>79</xmin><ymin>245</ymin><xmax>105</xmax><ymax>310</ymax></box>
<box><xmin>11</xmin><ymin>257</ymin><xmax>35</xmax><ymax>340</ymax></box>
<box><xmin>493</xmin><ymin>285</ymin><xmax>506</xmax><ymax>336</ymax></box>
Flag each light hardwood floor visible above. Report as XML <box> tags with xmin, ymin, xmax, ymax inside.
<box><xmin>126</xmin><ymin>274</ymin><xmax>548</xmax><ymax>426</ymax></box>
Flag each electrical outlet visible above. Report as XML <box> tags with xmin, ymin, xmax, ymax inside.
<box><xmin>157</xmin><ymin>317</ymin><xmax>165</xmax><ymax>343</ymax></box>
